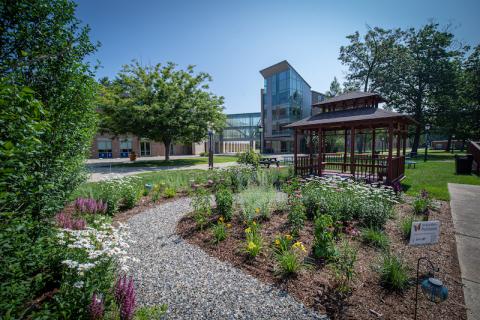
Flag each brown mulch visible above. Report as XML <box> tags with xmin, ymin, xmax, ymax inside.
<box><xmin>176</xmin><ymin>200</ymin><xmax>467</xmax><ymax>320</ymax></box>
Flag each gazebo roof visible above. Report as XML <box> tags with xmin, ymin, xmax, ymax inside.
<box><xmin>312</xmin><ymin>91</ymin><xmax>385</xmax><ymax>107</ymax></box>
<box><xmin>285</xmin><ymin>107</ymin><xmax>417</xmax><ymax>130</ymax></box>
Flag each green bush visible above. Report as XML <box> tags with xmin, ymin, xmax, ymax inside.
<box><xmin>275</xmin><ymin>248</ymin><xmax>304</xmax><ymax>276</ymax></box>
<box><xmin>288</xmin><ymin>196</ymin><xmax>307</xmax><ymax>237</ymax></box>
<box><xmin>121</xmin><ymin>183</ymin><xmax>142</xmax><ymax>210</ymax></box>
<box><xmin>331</xmin><ymin>240</ymin><xmax>357</xmax><ymax>293</ymax></box>
<box><xmin>401</xmin><ymin>215</ymin><xmax>414</xmax><ymax>239</ymax></box>
<box><xmin>378</xmin><ymin>253</ymin><xmax>410</xmax><ymax>291</ymax></box>
<box><xmin>313</xmin><ymin>214</ymin><xmax>337</xmax><ymax>260</ymax></box>
<box><xmin>361</xmin><ymin>227</ymin><xmax>390</xmax><ymax>250</ymax></box>
<box><xmin>212</xmin><ymin>221</ymin><xmax>227</xmax><ymax>244</ymax></box>
<box><xmin>244</xmin><ymin>222</ymin><xmax>263</xmax><ymax>258</ymax></box>
<box><xmin>192</xmin><ymin>188</ymin><xmax>211</xmax><ymax>229</ymax></box>
<box><xmin>239</xmin><ymin>186</ymin><xmax>276</xmax><ymax>222</ymax></box>
<box><xmin>215</xmin><ymin>187</ymin><xmax>234</xmax><ymax>220</ymax></box>
<box><xmin>237</xmin><ymin>148</ymin><xmax>261</xmax><ymax>167</ymax></box>
<box><xmin>164</xmin><ymin>187</ymin><xmax>177</xmax><ymax>198</ymax></box>
<box><xmin>412</xmin><ymin>190</ymin><xmax>432</xmax><ymax>215</ymax></box>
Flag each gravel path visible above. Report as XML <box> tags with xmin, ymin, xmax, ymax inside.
<box><xmin>125</xmin><ymin>197</ymin><xmax>327</xmax><ymax>320</ymax></box>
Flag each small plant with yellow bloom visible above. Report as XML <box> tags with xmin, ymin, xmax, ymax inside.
<box><xmin>274</xmin><ymin>239</ymin><xmax>308</xmax><ymax>277</ymax></box>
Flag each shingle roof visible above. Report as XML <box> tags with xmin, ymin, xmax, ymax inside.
<box><xmin>284</xmin><ymin>107</ymin><xmax>416</xmax><ymax>129</ymax></box>
<box><xmin>312</xmin><ymin>91</ymin><xmax>385</xmax><ymax>106</ymax></box>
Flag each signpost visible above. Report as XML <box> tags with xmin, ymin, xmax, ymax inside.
<box><xmin>409</xmin><ymin>220</ymin><xmax>441</xmax><ymax>246</ymax></box>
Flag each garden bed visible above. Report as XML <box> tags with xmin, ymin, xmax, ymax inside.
<box><xmin>177</xmin><ymin>196</ymin><xmax>466</xmax><ymax>319</ymax></box>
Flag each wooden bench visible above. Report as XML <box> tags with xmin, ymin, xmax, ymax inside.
<box><xmin>259</xmin><ymin>157</ymin><xmax>280</xmax><ymax>168</ymax></box>
<box><xmin>406</xmin><ymin>160</ymin><xmax>417</xmax><ymax>169</ymax></box>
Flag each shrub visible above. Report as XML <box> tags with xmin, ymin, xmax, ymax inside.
<box><xmin>74</xmin><ymin>198</ymin><xmax>108</xmax><ymax>214</ymax></box>
<box><xmin>244</xmin><ymin>222</ymin><xmax>262</xmax><ymax>258</ymax></box>
<box><xmin>191</xmin><ymin>188</ymin><xmax>211</xmax><ymax>229</ymax></box>
<box><xmin>275</xmin><ymin>242</ymin><xmax>307</xmax><ymax>276</ymax></box>
<box><xmin>237</xmin><ymin>148</ymin><xmax>261</xmax><ymax>167</ymax></box>
<box><xmin>379</xmin><ymin>253</ymin><xmax>410</xmax><ymax>291</ymax></box>
<box><xmin>288</xmin><ymin>196</ymin><xmax>307</xmax><ymax>237</ymax></box>
<box><xmin>273</xmin><ymin>234</ymin><xmax>294</xmax><ymax>254</ymax></box>
<box><xmin>135</xmin><ymin>305</ymin><xmax>168</xmax><ymax>320</ymax></box>
<box><xmin>412</xmin><ymin>189</ymin><xmax>432</xmax><ymax>215</ymax></box>
<box><xmin>361</xmin><ymin>227</ymin><xmax>389</xmax><ymax>250</ymax></box>
<box><xmin>212</xmin><ymin>218</ymin><xmax>228</xmax><ymax>243</ymax></box>
<box><xmin>401</xmin><ymin>215</ymin><xmax>414</xmax><ymax>239</ymax></box>
<box><xmin>313</xmin><ymin>214</ymin><xmax>337</xmax><ymax>260</ymax></box>
<box><xmin>215</xmin><ymin>187</ymin><xmax>234</xmax><ymax>221</ymax></box>
<box><xmin>226</xmin><ymin>166</ymin><xmax>255</xmax><ymax>192</ymax></box>
<box><xmin>239</xmin><ymin>186</ymin><xmax>276</xmax><ymax>222</ymax></box>
<box><xmin>331</xmin><ymin>240</ymin><xmax>357</xmax><ymax>293</ymax></box>
<box><xmin>164</xmin><ymin>187</ymin><xmax>177</xmax><ymax>198</ymax></box>
<box><xmin>121</xmin><ymin>183</ymin><xmax>142</xmax><ymax>210</ymax></box>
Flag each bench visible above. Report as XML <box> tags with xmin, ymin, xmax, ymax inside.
<box><xmin>259</xmin><ymin>157</ymin><xmax>280</xmax><ymax>168</ymax></box>
<box><xmin>406</xmin><ymin>160</ymin><xmax>416</xmax><ymax>169</ymax></box>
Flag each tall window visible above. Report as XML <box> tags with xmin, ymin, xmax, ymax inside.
<box><xmin>120</xmin><ymin>138</ymin><xmax>132</xmax><ymax>157</ymax></box>
<box><xmin>97</xmin><ymin>139</ymin><xmax>112</xmax><ymax>158</ymax></box>
<box><xmin>140</xmin><ymin>140</ymin><xmax>151</xmax><ymax>156</ymax></box>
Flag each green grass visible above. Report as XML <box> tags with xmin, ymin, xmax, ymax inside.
<box><xmin>402</xmin><ymin>159</ymin><xmax>480</xmax><ymax>200</ymax></box>
<box><xmin>112</xmin><ymin>155</ymin><xmax>238</xmax><ymax>167</ymax></box>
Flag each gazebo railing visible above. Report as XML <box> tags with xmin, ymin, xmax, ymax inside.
<box><xmin>296</xmin><ymin>154</ymin><xmax>404</xmax><ymax>183</ymax></box>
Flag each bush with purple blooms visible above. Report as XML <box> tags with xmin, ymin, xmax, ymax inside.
<box><xmin>115</xmin><ymin>275</ymin><xmax>136</xmax><ymax>320</ymax></box>
<box><xmin>75</xmin><ymin>197</ymin><xmax>108</xmax><ymax>214</ymax></box>
<box><xmin>55</xmin><ymin>212</ymin><xmax>86</xmax><ymax>230</ymax></box>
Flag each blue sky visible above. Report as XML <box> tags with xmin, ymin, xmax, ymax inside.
<box><xmin>76</xmin><ymin>0</ymin><xmax>480</xmax><ymax>114</ymax></box>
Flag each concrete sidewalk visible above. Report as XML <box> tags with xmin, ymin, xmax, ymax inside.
<box><xmin>448</xmin><ymin>183</ymin><xmax>480</xmax><ymax>320</ymax></box>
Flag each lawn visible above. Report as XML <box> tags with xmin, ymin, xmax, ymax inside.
<box><xmin>112</xmin><ymin>155</ymin><xmax>238</xmax><ymax>167</ymax></box>
<box><xmin>402</xmin><ymin>159</ymin><xmax>480</xmax><ymax>200</ymax></box>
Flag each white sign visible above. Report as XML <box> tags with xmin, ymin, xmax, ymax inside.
<box><xmin>409</xmin><ymin>220</ymin><xmax>440</xmax><ymax>246</ymax></box>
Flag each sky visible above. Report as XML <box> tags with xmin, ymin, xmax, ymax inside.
<box><xmin>76</xmin><ymin>0</ymin><xmax>480</xmax><ymax>114</ymax></box>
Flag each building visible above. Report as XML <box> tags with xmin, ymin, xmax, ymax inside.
<box><xmin>90</xmin><ymin>134</ymin><xmax>205</xmax><ymax>159</ymax></box>
<box><xmin>260</xmin><ymin>60</ymin><xmax>326</xmax><ymax>153</ymax></box>
<box><xmin>215</xmin><ymin>112</ymin><xmax>261</xmax><ymax>153</ymax></box>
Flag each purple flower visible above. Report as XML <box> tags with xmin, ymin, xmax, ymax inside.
<box><xmin>74</xmin><ymin>198</ymin><xmax>108</xmax><ymax>214</ymax></box>
<box><xmin>89</xmin><ymin>293</ymin><xmax>104</xmax><ymax>320</ymax></box>
<box><xmin>420</xmin><ymin>189</ymin><xmax>429</xmax><ymax>199</ymax></box>
<box><xmin>54</xmin><ymin>212</ymin><xmax>86</xmax><ymax>230</ymax></box>
<box><xmin>115</xmin><ymin>275</ymin><xmax>136</xmax><ymax>320</ymax></box>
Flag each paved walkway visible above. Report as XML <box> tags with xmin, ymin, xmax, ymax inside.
<box><xmin>124</xmin><ymin>198</ymin><xmax>326</xmax><ymax>319</ymax></box>
<box><xmin>87</xmin><ymin>162</ymin><xmax>237</xmax><ymax>182</ymax></box>
<box><xmin>448</xmin><ymin>183</ymin><xmax>480</xmax><ymax>320</ymax></box>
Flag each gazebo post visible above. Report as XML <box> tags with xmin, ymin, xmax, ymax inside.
<box><xmin>317</xmin><ymin>128</ymin><xmax>322</xmax><ymax>176</ymax></box>
<box><xmin>350</xmin><ymin>127</ymin><xmax>356</xmax><ymax>178</ymax></box>
<box><xmin>371</xmin><ymin>127</ymin><xmax>376</xmax><ymax>178</ymax></box>
<box><xmin>294</xmin><ymin>129</ymin><xmax>298</xmax><ymax>175</ymax></box>
<box><xmin>343</xmin><ymin>129</ymin><xmax>348</xmax><ymax>173</ymax></box>
<box><xmin>396</xmin><ymin>123</ymin><xmax>401</xmax><ymax>157</ymax></box>
<box><xmin>309</xmin><ymin>130</ymin><xmax>313</xmax><ymax>174</ymax></box>
<box><xmin>387</xmin><ymin>122</ymin><xmax>394</xmax><ymax>183</ymax></box>
<box><xmin>402</xmin><ymin>124</ymin><xmax>407</xmax><ymax>155</ymax></box>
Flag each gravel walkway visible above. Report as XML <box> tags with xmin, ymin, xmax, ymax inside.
<box><xmin>125</xmin><ymin>197</ymin><xmax>327</xmax><ymax>320</ymax></box>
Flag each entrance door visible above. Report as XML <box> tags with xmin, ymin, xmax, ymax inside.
<box><xmin>140</xmin><ymin>141</ymin><xmax>151</xmax><ymax>156</ymax></box>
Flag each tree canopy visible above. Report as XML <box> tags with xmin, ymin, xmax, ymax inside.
<box><xmin>100</xmin><ymin>61</ymin><xmax>226</xmax><ymax>160</ymax></box>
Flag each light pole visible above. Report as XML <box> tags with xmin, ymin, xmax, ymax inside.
<box><xmin>451</xmin><ymin>134</ymin><xmax>456</xmax><ymax>154</ymax></box>
<box><xmin>424</xmin><ymin>124</ymin><xmax>431</xmax><ymax>162</ymax></box>
<box><xmin>258</xmin><ymin>124</ymin><xmax>264</xmax><ymax>155</ymax></box>
<box><xmin>208</xmin><ymin>127</ymin><xmax>214</xmax><ymax>170</ymax></box>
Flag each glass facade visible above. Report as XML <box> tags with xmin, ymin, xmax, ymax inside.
<box><xmin>217</xmin><ymin>112</ymin><xmax>261</xmax><ymax>150</ymax></box>
<box><xmin>261</xmin><ymin>62</ymin><xmax>313</xmax><ymax>153</ymax></box>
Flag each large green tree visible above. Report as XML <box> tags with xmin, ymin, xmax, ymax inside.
<box><xmin>100</xmin><ymin>62</ymin><xmax>226</xmax><ymax>160</ymax></box>
<box><xmin>325</xmin><ymin>76</ymin><xmax>342</xmax><ymax>97</ymax></box>
<box><xmin>0</xmin><ymin>0</ymin><xmax>98</xmax><ymax>218</ymax></box>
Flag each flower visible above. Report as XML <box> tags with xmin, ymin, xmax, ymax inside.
<box><xmin>255</xmin><ymin>208</ymin><xmax>260</xmax><ymax>214</ymax></box>
<box><xmin>274</xmin><ymin>239</ymin><xmax>281</xmax><ymax>246</ymax></box>
<box><xmin>247</xmin><ymin>241</ymin><xmax>257</xmax><ymax>250</ymax></box>
<box><xmin>89</xmin><ymin>293</ymin><xmax>104</xmax><ymax>320</ymax></box>
<box><xmin>218</xmin><ymin>216</ymin><xmax>225</xmax><ymax>222</ymax></box>
<box><xmin>292</xmin><ymin>241</ymin><xmax>306</xmax><ymax>252</ymax></box>
<box><xmin>285</xmin><ymin>234</ymin><xmax>293</xmax><ymax>240</ymax></box>
<box><xmin>245</xmin><ymin>227</ymin><xmax>251</xmax><ymax>233</ymax></box>
<box><xmin>226</xmin><ymin>223</ymin><xmax>232</xmax><ymax>228</ymax></box>
<box><xmin>252</xmin><ymin>221</ymin><xmax>257</xmax><ymax>226</ymax></box>
<box><xmin>73</xmin><ymin>281</ymin><xmax>84</xmax><ymax>288</ymax></box>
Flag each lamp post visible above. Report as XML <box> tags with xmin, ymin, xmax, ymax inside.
<box><xmin>381</xmin><ymin>137</ymin><xmax>385</xmax><ymax>154</ymax></box>
<box><xmin>258</xmin><ymin>124</ymin><xmax>264</xmax><ymax>155</ymax></box>
<box><xmin>424</xmin><ymin>124</ymin><xmax>431</xmax><ymax>162</ymax></box>
<box><xmin>208</xmin><ymin>127</ymin><xmax>215</xmax><ymax>170</ymax></box>
<box><xmin>451</xmin><ymin>134</ymin><xmax>456</xmax><ymax>154</ymax></box>
<box><xmin>414</xmin><ymin>257</ymin><xmax>448</xmax><ymax>320</ymax></box>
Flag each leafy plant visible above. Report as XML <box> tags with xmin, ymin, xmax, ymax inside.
<box><xmin>400</xmin><ymin>215</ymin><xmax>414</xmax><ymax>239</ymax></box>
<box><xmin>361</xmin><ymin>227</ymin><xmax>389</xmax><ymax>250</ymax></box>
<box><xmin>275</xmin><ymin>242</ymin><xmax>307</xmax><ymax>277</ymax></box>
<box><xmin>378</xmin><ymin>253</ymin><xmax>410</xmax><ymax>291</ymax></box>
<box><xmin>237</xmin><ymin>148</ymin><xmax>261</xmax><ymax>167</ymax></box>
<box><xmin>121</xmin><ymin>184</ymin><xmax>142</xmax><ymax>210</ymax></box>
<box><xmin>164</xmin><ymin>187</ymin><xmax>177</xmax><ymax>198</ymax></box>
<box><xmin>215</xmin><ymin>187</ymin><xmax>234</xmax><ymax>221</ymax></box>
<box><xmin>212</xmin><ymin>218</ymin><xmax>228</xmax><ymax>244</ymax></box>
<box><xmin>273</xmin><ymin>234</ymin><xmax>294</xmax><ymax>254</ymax></box>
<box><xmin>191</xmin><ymin>188</ymin><xmax>211</xmax><ymax>230</ymax></box>
<box><xmin>238</xmin><ymin>186</ymin><xmax>276</xmax><ymax>222</ymax></box>
<box><xmin>313</xmin><ymin>214</ymin><xmax>337</xmax><ymax>260</ymax></box>
<box><xmin>135</xmin><ymin>305</ymin><xmax>168</xmax><ymax>320</ymax></box>
<box><xmin>244</xmin><ymin>222</ymin><xmax>262</xmax><ymax>258</ymax></box>
<box><xmin>288</xmin><ymin>196</ymin><xmax>307</xmax><ymax>237</ymax></box>
<box><xmin>330</xmin><ymin>240</ymin><xmax>357</xmax><ymax>293</ymax></box>
<box><xmin>412</xmin><ymin>189</ymin><xmax>432</xmax><ymax>216</ymax></box>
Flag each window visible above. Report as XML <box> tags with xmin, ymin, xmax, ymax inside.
<box><xmin>120</xmin><ymin>138</ymin><xmax>132</xmax><ymax>157</ymax></box>
<box><xmin>140</xmin><ymin>140</ymin><xmax>151</xmax><ymax>156</ymax></box>
<box><xmin>97</xmin><ymin>139</ymin><xmax>112</xmax><ymax>158</ymax></box>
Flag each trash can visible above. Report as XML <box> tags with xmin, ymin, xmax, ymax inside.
<box><xmin>455</xmin><ymin>154</ymin><xmax>473</xmax><ymax>174</ymax></box>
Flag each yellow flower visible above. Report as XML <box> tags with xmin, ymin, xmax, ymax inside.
<box><xmin>218</xmin><ymin>216</ymin><xmax>224</xmax><ymax>222</ymax></box>
<box><xmin>245</xmin><ymin>227</ymin><xmax>251</xmax><ymax>233</ymax></box>
<box><xmin>292</xmin><ymin>241</ymin><xmax>306</xmax><ymax>252</ymax></box>
<box><xmin>226</xmin><ymin>223</ymin><xmax>232</xmax><ymax>228</ymax></box>
<box><xmin>247</xmin><ymin>241</ymin><xmax>257</xmax><ymax>250</ymax></box>
<box><xmin>285</xmin><ymin>234</ymin><xmax>293</xmax><ymax>240</ymax></box>
<box><xmin>274</xmin><ymin>239</ymin><xmax>281</xmax><ymax>246</ymax></box>
<box><xmin>255</xmin><ymin>208</ymin><xmax>260</xmax><ymax>214</ymax></box>
<box><xmin>252</xmin><ymin>221</ymin><xmax>257</xmax><ymax>226</ymax></box>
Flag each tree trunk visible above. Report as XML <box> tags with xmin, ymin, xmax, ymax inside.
<box><xmin>446</xmin><ymin>135</ymin><xmax>452</xmax><ymax>152</ymax></box>
<box><xmin>411</xmin><ymin>125</ymin><xmax>421</xmax><ymax>154</ymax></box>
<box><xmin>164</xmin><ymin>139</ymin><xmax>171</xmax><ymax>161</ymax></box>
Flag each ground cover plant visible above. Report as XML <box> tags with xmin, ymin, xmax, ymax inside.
<box><xmin>110</xmin><ymin>155</ymin><xmax>238</xmax><ymax>167</ymax></box>
<box><xmin>177</xmin><ymin>174</ymin><xmax>467</xmax><ymax>320</ymax></box>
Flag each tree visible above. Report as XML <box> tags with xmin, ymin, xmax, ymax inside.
<box><xmin>462</xmin><ymin>45</ymin><xmax>480</xmax><ymax>140</ymax></box>
<box><xmin>325</xmin><ymin>77</ymin><xmax>342</xmax><ymax>97</ymax></box>
<box><xmin>0</xmin><ymin>0</ymin><xmax>98</xmax><ymax>218</ymax></box>
<box><xmin>339</xmin><ymin>27</ymin><xmax>400</xmax><ymax>92</ymax></box>
<box><xmin>377</xmin><ymin>23</ymin><xmax>465</xmax><ymax>152</ymax></box>
<box><xmin>100</xmin><ymin>62</ymin><xmax>226</xmax><ymax>160</ymax></box>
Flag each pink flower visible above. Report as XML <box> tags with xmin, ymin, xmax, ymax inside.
<box><xmin>115</xmin><ymin>275</ymin><xmax>136</xmax><ymax>320</ymax></box>
<box><xmin>89</xmin><ymin>293</ymin><xmax>104</xmax><ymax>320</ymax></box>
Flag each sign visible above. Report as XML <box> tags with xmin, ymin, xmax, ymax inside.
<box><xmin>409</xmin><ymin>220</ymin><xmax>440</xmax><ymax>246</ymax></box>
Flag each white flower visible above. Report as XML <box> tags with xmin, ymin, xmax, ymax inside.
<box><xmin>73</xmin><ymin>281</ymin><xmax>84</xmax><ymax>288</ymax></box>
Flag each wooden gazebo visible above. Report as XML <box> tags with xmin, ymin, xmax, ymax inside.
<box><xmin>285</xmin><ymin>91</ymin><xmax>418</xmax><ymax>184</ymax></box>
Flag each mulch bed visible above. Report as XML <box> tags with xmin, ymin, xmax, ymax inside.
<box><xmin>177</xmin><ymin>199</ymin><xmax>467</xmax><ymax>320</ymax></box>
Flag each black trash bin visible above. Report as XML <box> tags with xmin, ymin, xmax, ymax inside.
<box><xmin>455</xmin><ymin>154</ymin><xmax>474</xmax><ymax>174</ymax></box>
